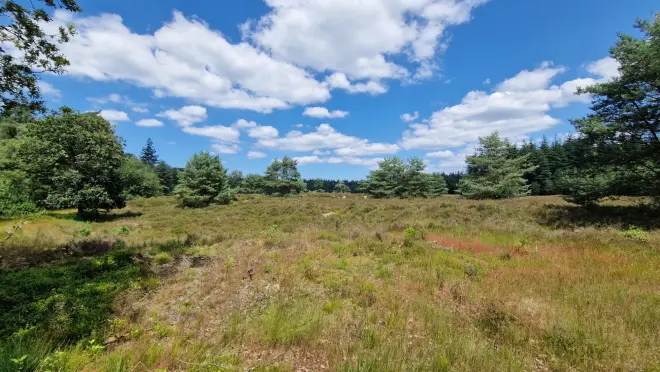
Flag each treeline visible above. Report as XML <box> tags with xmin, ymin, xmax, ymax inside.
<box><xmin>304</xmin><ymin>179</ymin><xmax>360</xmax><ymax>193</ymax></box>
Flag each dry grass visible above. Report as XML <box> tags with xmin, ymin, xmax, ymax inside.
<box><xmin>2</xmin><ymin>194</ymin><xmax>660</xmax><ymax>371</ymax></box>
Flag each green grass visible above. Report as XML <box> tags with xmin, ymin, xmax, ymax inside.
<box><xmin>0</xmin><ymin>194</ymin><xmax>659</xmax><ymax>370</ymax></box>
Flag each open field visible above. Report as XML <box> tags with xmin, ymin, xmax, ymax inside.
<box><xmin>1</xmin><ymin>194</ymin><xmax>660</xmax><ymax>371</ymax></box>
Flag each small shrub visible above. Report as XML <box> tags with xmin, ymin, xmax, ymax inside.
<box><xmin>114</xmin><ymin>225</ymin><xmax>130</xmax><ymax>235</ymax></box>
<box><xmin>78</xmin><ymin>225</ymin><xmax>92</xmax><ymax>237</ymax></box>
<box><xmin>153</xmin><ymin>252</ymin><xmax>173</xmax><ymax>265</ymax></box>
<box><xmin>618</xmin><ymin>225</ymin><xmax>649</xmax><ymax>242</ymax></box>
<box><xmin>403</xmin><ymin>226</ymin><xmax>417</xmax><ymax>247</ymax></box>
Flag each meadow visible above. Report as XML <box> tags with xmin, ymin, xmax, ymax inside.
<box><xmin>1</xmin><ymin>194</ymin><xmax>659</xmax><ymax>371</ymax></box>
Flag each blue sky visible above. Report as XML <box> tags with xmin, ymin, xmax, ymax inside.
<box><xmin>37</xmin><ymin>0</ymin><xmax>657</xmax><ymax>180</ymax></box>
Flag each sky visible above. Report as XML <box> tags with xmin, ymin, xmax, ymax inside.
<box><xmin>35</xmin><ymin>0</ymin><xmax>658</xmax><ymax>180</ymax></box>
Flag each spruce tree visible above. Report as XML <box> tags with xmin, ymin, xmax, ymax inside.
<box><xmin>140</xmin><ymin>138</ymin><xmax>158</xmax><ymax>167</ymax></box>
<box><xmin>334</xmin><ymin>181</ymin><xmax>350</xmax><ymax>193</ymax></box>
<box><xmin>426</xmin><ymin>173</ymin><xmax>449</xmax><ymax>196</ymax></box>
<box><xmin>402</xmin><ymin>157</ymin><xmax>428</xmax><ymax>197</ymax></box>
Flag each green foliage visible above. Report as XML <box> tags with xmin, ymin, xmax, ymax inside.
<box><xmin>153</xmin><ymin>252</ymin><xmax>173</xmax><ymax>265</ymax></box>
<box><xmin>334</xmin><ymin>181</ymin><xmax>350</xmax><ymax>193</ymax></box>
<box><xmin>559</xmin><ymin>170</ymin><xmax>614</xmax><ymax>206</ymax></box>
<box><xmin>0</xmin><ymin>248</ymin><xmax>143</xmax><ymax>343</ymax></box>
<box><xmin>228</xmin><ymin>170</ymin><xmax>244</xmax><ymax>189</ymax></box>
<box><xmin>618</xmin><ymin>226</ymin><xmax>649</xmax><ymax>242</ymax></box>
<box><xmin>426</xmin><ymin>173</ymin><xmax>449</xmax><ymax>197</ymax></box>
<box><xmin>313</xmin><ymin>178</ymin><xmax>325</xmax><ymax>191</ymax></box>
<box><xmin>0</xmin><ymin>0</ymin><xmax>81</xmax><ymax>115</ymax></box>
<box><xmin>139</xmin><ymin>138</ymin><xmax>158</xmax><ymax>167</ymax></box>
<box><xmin>403</xmin><ymin>226</ymin><xmax>417</xmax><ymax>247</ymax></box>
<box><xmin>241</xmin><ymin>173</ymin><xmax>265</xmax><ymax>194</ymax></box>
<box><xmin>571</xmin><ymin>14</ymin><xmax>660</xmax><ymax>203</ymax></box>
<box><xmin>362</xmin><ymin>157</ymin><xmax>447</xmax><ymax>198</ymax></box>
<box><xmin>18</xmin><ymin>109</ymin><xmax>126</xmax><ymax>215</ymax></box>
<box><xmin>155</xmin><ymin>161</ymin><xmax>178</xmax><ymax>195</ymax></box>
<box><xmin>119</xmin><ymin>155</ymin><xmax>163</xmax><ymax>199</ymax></box>
<box><xmin>459</xmin><ymin>132</ymin><xmax>537</xmax><ymax>199</ymax></box>
<box><xmin>174</xmin><ymin>151</ymin><xmax>231</xmax><ymax>208</ymax></box>
<box><xmin>263</xmin><ymin>156</ymin><xmax>306</xmax><ymax>196</ymax></box>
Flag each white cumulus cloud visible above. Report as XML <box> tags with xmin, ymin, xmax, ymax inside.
<box><xmin>247</xmin><ymin>151</ymin><xmax>267</xmax><ymax>159</ymax></box>
<box><xmin>99</xmin><ymin>110</ymin><xmax>129</xmax><ymax>122</ymax></box>
<box><xmin>157</xmin><ymin>105</ymin><xmax>207</xmax><ymax>126</ymax></box>
<box><xmin>400</xmin><ymin>111</ymin><xmax>419</xmax><ymax>122</ymax></box>
<box><xmin>303</xmin><ymin>106</ymin><xmax>349</xmax><ymax>119</ymax></box>
<box><xmin>135</xmin><ymin>118</ymin><xmax>164</xmax><ymax>127</ymax></box>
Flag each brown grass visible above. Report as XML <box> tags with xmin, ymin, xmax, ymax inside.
<box><xmin>2</xmin><ymin>194</ymin><xmax>660</xmax><ymax>371</ymax></box>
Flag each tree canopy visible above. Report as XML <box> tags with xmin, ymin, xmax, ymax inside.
<box><xmin>174</xmin><ymin>152</ymin><xmax>232</xmax><ymax>208</ymax></box>
<box><xmin>263</xmin><ymin>156</ymin><xmax>306</xmax><ymax>196</ymax></box>
<box><xmin>140</xmin><ymin>138</ymin><xmax>158</xmax><ymax>167</ymax></box>
<box><xmin>0</xmin><ymin>0</ymin><xmax>82</xmax><ymax>115</ymax></box>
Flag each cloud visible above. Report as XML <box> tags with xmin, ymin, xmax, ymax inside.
<box><xmin>246</xmin><ymin>0</ymin><xmax>488</xmax><ymax>82</ymax></box>
<box><xmin>324</xmin><ymin>72</ymin><xmax>388</xmax><ymax>95</ymax></box>
<box><xmin>182</xmin><ymin>125</ymin><xmax>241</xmax><ymax>142</ymax></box>
<box><xmin>232</xmin><ymin>119</ymin><xmax>258</xmax><ymax>129</ymax></box>
<box><xmin>294</xmin><ymin>155</ymin><xmax>382</xmax><ymax>167</ymax></box>
<box><xmin>400</xmin><ymin>111</ymin><xmax>419</xmax><ymax>122</ymax></box>
<box><xmin>47</xmin><ymin>10</ymin><xmax>331</xmax><ymax>113</ymax></box>
<box><xmin>247</xmin><ymin>151</ymin><xmax>267</xmax><ymax>159</ymax></box>
<box><xmin>495</xmin><ymin>62</ymin><xmax>565</xmax><ymax>92</ymax></box>
<box><xmin>426</xmin><ymin>150</ymin><xmax>453</xmax><ymax>158</ymax></box>
<box><xmin>135</xmin><ymin>118</ymin><xmax>164</xmax><ymax>127</ymax></box>
<box><xmin>247</xmin><ymin>125</ymin><xmax>279</xmax><ymax>139</ymax></box>
<box><xmin>166</xmin><ymin>141</ymin><xmax>176</xmax><ymax>145</ymax></box>
<box><xmin>211</xmin><ymin>143</ymin><xmax>240</xmax><ymax>154</ymax></box>
<box><xmin>38</xmin><ymin>81</ymin><xmax>61</xmax><ymax>98</ymax></box>
<box><xmin>303</xmin><ymin>106</ymin><xmax>349</xmax><ymax>119</ymax></box>
<box><xmin>400</xmin><ymin>59</ymin><xmax>611</xmax><ymax>151</ymax></box>
<box><xmin>88</xmin><ymin>93</ymin><xmax>148</xmax><ymax>112</ymax></box>
<box><xmin>586</xmin><ymin>56</ymin><xmax>620</xmax><ymax>80</ymax></box>
<box><xmin>256</xmin><ymin>123</ymin><xmax>398</xmax><ymax>157</ymax></box>
<box><xmin>157</xmin><ymin>105</ymin><xmax>207</xmax><ymax>126</ymax></box>
<box><xmin>99</xmin><ymin>110</ymin><xmax>129</xmax><ymax>122</ymax></box>
<box><xmin>482</xmin><ymin>78</ymin><xmax>490</xmax><ymax>85</ymax></box>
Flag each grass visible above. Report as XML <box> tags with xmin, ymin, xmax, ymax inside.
<box><xmin>0</xmin><ymin>194</ymin><xmax>659</xmax><ymax>370</ymax></box>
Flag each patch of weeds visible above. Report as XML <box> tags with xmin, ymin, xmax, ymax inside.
<box><xmin>618</xmin><ymin>225</ymin><xmax>649</xmax><ymax>242</ymax></box>
<box><xmin>114</xmin><ymin>225</ymin><xmax>130</xmax><ymax>236</ymax></box>
<box><xmin>375</xmin><ymin>265</ymin><xmax>393</xmax><ymax>279</ymax></box>
<box><xmin>334</xmin><ymin>257</ymin><xmax>348</xmax><ymax>270</ymax></box>
<box><xmin>317</xmin><ymin>230</ymin><xmax>342</xmax><ymax>242</ymax></box>
<box><xmin>78</xmin><ymin>224</ymin><xmax>92</xmax><ymax>237</ymax></box>
<box><xmin>0</xmin><ymin>249</ymin><xmax>145</xmax><ymax>343</ymax></box>
<box><xmin>360</xmin><ymin>328</ymin><xmax>379</xmax><ymax>349</ymax></box>
<box><xmin>499</xmin><ymin>251</ymin><xmax>513</xmax><ymax>260</ymax></box>
<box><xmin>357</xmin><ymin>281</ymin><xmax>377</xmax><ymax>307</ymax></box>
<box><xmin>259</xmin><ymin>302</ymin><xmax>322</xmax><ymax>346</ymax></box>
<box><xmin>267</xmin><ymin>224</ymin><xmax>278</xmax><ymax>233</ymax></box>
<box><xmin>153</xmin><ymin>252</ymin><xmax>173</xmax><ymax>265</ymax></box>
<box><xmin>153</xmin><ymin>323</ymin><xmax>174</xmax><ymax>339</ymax></box>
<box><xmin>322</xmin><ymin>298</ymin><xmax>342</xmax><ymax>314</ymax></box>
<box><xmin>224</xmin><ymin>256</ymin><xmax>235</xmax><ymax>272</ymax></box>
<box><xmin>477</xmin><ymin>303</ymin><xmax>516</xmax><ymax>338</ymax></box>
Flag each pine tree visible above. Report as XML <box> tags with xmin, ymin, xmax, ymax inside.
<box><xmin>426</xmin><ymin>173</ymin><xmax>449</xmax><ymax>196</ymax></box>
<box><xmin>140</xmin><ymin>138</ymin><xmax>158</xmax><ymax>167</ymax></box>
<box><xmin>459</xmin><ymin>132</ymin><xmax>537</xmax><ymax>199</ymax></box>
<box><xmin>402</xmin><ymin>157</ymin><xmax>428</xmax><ymax>197</ymax></box>
<box><xmin>155</xmin><ymin>161</ymin><xmax>177</xmax><ymax>195</ymax></box>
<box><xmin>365</xmin><ymin>157</ymin><xmax>405</xmax><ymax>198</ymax></box>
<box><xmin>334</xmin><ymin>181</ymin><xmax>350</xmax><ymax>193</ymax></box>
<box><xmin>174</xmin><ymin>152</ymin><xmax>231</xmax><ymax>208</ymax></box>
<box><xmin>263</xmin><ymin>156</ymin><xmax>305</xmax><ymax>196</ymax></box>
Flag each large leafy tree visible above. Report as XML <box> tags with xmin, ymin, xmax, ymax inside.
<box><xmin>18</xmin><ymin>108</ymin><xmax>125</xmax><ymax>215</ymax></box>
<box><xmin>119</xmin><ymin>154</ymin><xmax>163</xmax><ymax>199</ymax></box>
<box><xmin>140</xmin><ymin>138</ymin><xmax>158</xmax><ymax>166</ymax></box>
<box><xmin>241</xmin><ymin>173</ymin><xmax>265</xmax><ymax>194</ymax></box>
<box><xmin>459</xmin><ymin>132</ymin><xmax>536</xmax><ymax>199</ymax></box>
<box><xmin>571</xmin><ymin>13</ymin><xmax>660</xmax><ymax>203</ymax></box>
<box><xmin>263</xmin><ymin>156</ymin><xmax>305</xmax><ymax>196</ymax></box>
<box><xmin>174</xmin><ymin>152</ymin><xmax>232</xmax><ymax>208</ymax></box>
<box><xmin>228</xmin><ymin>170</ymin><xmax>244</xmax><ymax>189</ymax></box>
<box><xmin>1</xmin><ymin>0</ymin><xmax>82</xmax><ymax>114</ymax></box>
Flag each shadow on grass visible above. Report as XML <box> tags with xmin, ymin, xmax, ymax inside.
<box><xmin>0</xmin><ymin>247</ymin><xmax>149</xmax><ymax>368</ymax></box>
<box><xmin>49</xmin><ymin>211</ymin><xmax>143</xmax><ymax>222</ymax></box>
<box><xmin>536</xmin><ymin>204</ymin><xmax>660</xmax><ymax>230</ymax></box>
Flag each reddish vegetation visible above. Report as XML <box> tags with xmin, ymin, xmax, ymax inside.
<box><xmin>426</xmin><ymin>234</ymin><xmax>512</xmax><ymax>255</ymax></box>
